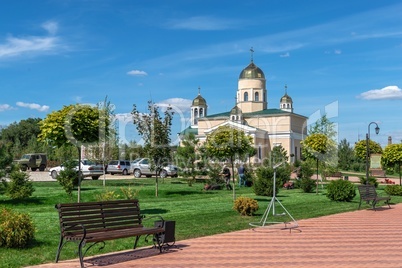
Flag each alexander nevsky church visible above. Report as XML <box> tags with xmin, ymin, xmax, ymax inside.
<box><xmin>179</xmin><ymin>52</ymin><xmax>308</xmax><ymax>164</ymax></box>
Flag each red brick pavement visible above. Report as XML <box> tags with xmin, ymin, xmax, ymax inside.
<box><xmin>27</xmin><ymin>203</ymin><xmax>402</xmax><ymax>268</ymax></box>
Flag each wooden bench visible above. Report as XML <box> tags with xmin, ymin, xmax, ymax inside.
<box><xmin>55</xmin><ymin>199</ymin><xmax>165</xmax><ymax>268</ymax></box>
<box><xmin>357</xmin><ymin>185</ymin><xmax>391</xmax><ymax>211</ymax></box>
<box><xmin>370</xmin><ymin>169</ymin><xmax>387</xmax><ymax>178</ymax></box>
<box><xmin>330</xmin><ymin>172</ymin><xmax>343</xmax><ymax>178</ymax></box>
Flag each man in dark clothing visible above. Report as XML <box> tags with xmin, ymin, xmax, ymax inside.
<box><xmin>221</xmin><ymin>165</ymin><xmax>232</xmax><ymax>190</ymax></box>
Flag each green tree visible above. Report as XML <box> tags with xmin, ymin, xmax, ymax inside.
<box><xmin>302</xmin><ymin>133</ymin><xmax>336</xmax><ymax>194</ymax></box>
<box><xmin>204</xmin><ymin>126</ymin><xmax>254</xmax><ymax>200</ymax></box>
<box><xmin>382</xmin><ymin>144</ymin><xmax>402</xmax><ymax>185</ymax></box>
<box><xmin>354</xmin><ymin>139</ymin><xmax>382</xmax><ymax>161</ymax></box>
<box><xmin>337</xmin><ymin>138</ymin><xmax>355</xmax><ymax>170</ymax></box>
<box><xmin>266</xmin><ymin>145</ymin><xmax>288</xmax><ymax>166</ymax></box>
<box><xmin>6</xmin><ymin>170</ymin><xmax>35</xmax><ymax>199</ymax></box>
<box><xmin>0</xmin><ymin>118</ymin><xmax>44</xmax><ymax>158</ymax></box>
<box><xmin>177</xmin><ymin>133</ymin><xmax>199</xmax><ymax>180</ymax></box>
<box><xmin>132</xmin><ymin>101</ymin><xmax>174</xmax><ymax>197</ymax></box>
<box><xmin>308</xmin><ymin>114</ymin><xmax>337</xmax><ymax>140</ymax></box>
<box><xmin>38</xmin><ymin>103</ymin><xmax>111</xmax><ymax>202</ymax></box>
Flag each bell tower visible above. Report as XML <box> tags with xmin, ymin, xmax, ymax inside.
<box><xmin>237</xmin><ymin>48</ymin><xmax>267</xmax><ymax>113</ymax></box>
<box><xmin>191</xmin><ymin>87</ymin><xmax>207</xmax><ymax>127</ymax></box>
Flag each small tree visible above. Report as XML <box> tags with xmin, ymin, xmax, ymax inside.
<box><xmin>302</xmin><ymin>133</ymin><xmax>336</xmax><ymax>194</ymax></box>
<box><xmin>38</xmin><ymin>103</ymin><xmax>111</xmax><ymax>202</ymax></box>
<box><xmin>205</xmin><ymin>126</ymin><xmax>254</xmax><ymax>200</ymax></box>
<box><xmin>177</xmin><ymin>133</ymin><xmax>199</xmax><ymax>181</ymax></box>
<box><xmin>382</xmin><ymin>144</ymin><xmax>402</xmax><ymax>185</ymax></box>
<box><xmin>6</xmin><ymin>169</ymin><xmax>35</xmax><ymax>200</ymax></box>
<box><xmin>338</xmin><ymin>138</ymin><xmax>356</xmax><ymax>171</ymax></box>
<box><xmin>354</xmin><ymin>139</ymin><xmax>382</xmax><ymax>161</ymax></box>
<box><xmin>132</xmin><ymin>101</ymin><xmax>174</xmax><ymax>197</ymax></box>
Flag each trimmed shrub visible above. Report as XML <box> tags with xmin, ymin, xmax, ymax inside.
<box><xmin>358</xmin><ymin>176</ymin><xmax>378</xmax><ymax>188</ymax></box>
<box><xmin>0</xmin><ymin>208</ymin><xmax>35</xmax><ymax>248</ymax></box>
<box><xmin>233</xmin><ymin>197</ymin><xmax>259</xmax><ymax>216</ymax></box>
<box><xmin>6</xmin><ymin>170</ymin><xmax>35</xmax><ymax>199</ymax></box>
<box><xmin>294</xmin><ymin>177</ymin><xmax>316</xmax><ymax>193</ymax></box>
<box><xmin>326</xmin><ymin>179</ymin><xmax>356</xmax><ymax>202</ymax></box>
<box><xmin>253</xmin><ymin>166</ymin><xmax>277</xmax><ymax>197</ymax></box>
<box><xmin>384</xmin><ymin>185</ymin><xmax>402</xmax><ymax>196</ymax></box>
<box><xmin>57</xmin><ymin>160</ymin><xmax>79</xmax><ymax>198</ymax></box>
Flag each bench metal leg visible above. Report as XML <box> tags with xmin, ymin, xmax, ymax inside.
<box><xmin>78</xmin><ymin>239</ymin><xmax>85</xmax><ymax>268</ymax></box>
<box><xmin>133</xmin><ymin>235</ymin><xmax>140</xmax><ymax>249</ymax></box>
<box><xmin>55</xmin><ymin>236</ymin><xmax>64</xmax><ymax>263</ymax></box>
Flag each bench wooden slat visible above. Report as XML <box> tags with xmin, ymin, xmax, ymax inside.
<box><xmin>55</xmin><ymin>199</ymin><xmax>165</xmax><ymax>268</ymax></box>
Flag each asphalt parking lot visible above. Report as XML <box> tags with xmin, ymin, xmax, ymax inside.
<box><xmin>26</xmin><ymin>171</ymin><xmax>133</xmax><ymax>182</ymax></box>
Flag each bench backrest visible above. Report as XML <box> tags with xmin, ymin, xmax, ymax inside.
<box><xmin>55</xmin><ymin>199</ymin><xmax>143</xmax><ymax>237</ymax></box>
<box><xmin>357</xmin><ymin>185</ymin><xmax>378</xmax><ymax>200</ymax></box>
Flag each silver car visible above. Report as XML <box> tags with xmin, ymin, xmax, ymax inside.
<box><xmin>106</xmin><ymin>160</ymin><xmax>131</xmax><ymax>175</ymax></box>
<box><xmin>131</xmin><ymin>158</ymin><xmax>178</xmax><ymax>178</ymax></box>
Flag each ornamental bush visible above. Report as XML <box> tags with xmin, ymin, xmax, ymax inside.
<box><xmin>326</xmin><ymin>179</ymin><xmax>356</xmax><ymax>202</ymax></box>
<box><xmin>358</xmin><ymin>176</ymin><xmax>378</xmax><ymax>187</ymax></box>
<box><xmin>384</xmin><ymin>185</ymin><xmax>402</xmax><ymax>196</ymax></box>
<box><xmin>294</xmin><ymin>177</ymin><xmax>316</xmax><ymax>193</ymax></box>
<box><xmin>252</xmin><ymin>166</ymin><xmax>276</xmax><ymax>197</ymax></box>
<box><xmin>6</xmin><ymin>170</ymin><xmax>35</xmax><ymax>199</ymax></box>
<box><xmin>233</xmin><ymin>196</ymin><xmax>259</xmax><ymax>216</ymax></box>
<box><xmin>0</xmin><ymin>208</ymin><xmax>35</xmax><ymax>248</ymax></box>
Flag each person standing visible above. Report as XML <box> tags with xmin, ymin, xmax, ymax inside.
<box><xmin>220</xmin><ymin>165</ymin><xmax>232</xmax><ymax>190</ymax></box>
<box><xmin>237</xmin><ymin>164</ymin><xmax>246</xmax><ymax>186</ymax></box>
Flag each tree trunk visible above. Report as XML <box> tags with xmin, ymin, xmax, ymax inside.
<box><xmin>77</xmin><ymin>146</ymin><xmax>82</xmax><ymax>203</ymax></box>
<box><xmin>316</xmin><ymin>158</ymin><xmax>319</xmax><ymax>194</ymax></box>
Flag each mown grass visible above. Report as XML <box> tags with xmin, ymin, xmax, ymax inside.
<box><xmin>1</xmin><ymin>178</ymin><xmax>400</xmax><ymax>268</ymax></box>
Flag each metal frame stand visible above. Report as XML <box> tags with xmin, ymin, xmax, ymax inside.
<box><xmin>249</xmin><ymin>162</ymin><xmax>298</xmax><ymax>231</ymax></box>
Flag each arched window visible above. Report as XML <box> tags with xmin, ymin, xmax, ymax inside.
<box><xmin>244</xmin><ymin>92</ymin><xmax>248</xmax><ymax>101</ymax></box>
<box><xmin>199</xmin><ymin>108</ymin><xmax>204</xmax><ymax>117</ymax></box>
<box><xmin>255</xmin><ymin>92</ymin><xmax>259</xmax><ymax>101</ymax></box>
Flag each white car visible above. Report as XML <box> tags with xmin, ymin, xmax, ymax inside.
<box><xmin>49</xmin><ymin>159</ymin><xmax>104</xmax><ymax>180</ymax></box>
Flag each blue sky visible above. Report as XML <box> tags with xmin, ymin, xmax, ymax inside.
<box><xmin>1</xmin><ymin>0</ymin><xmax>402</xmax><ymax>147</ymax></box>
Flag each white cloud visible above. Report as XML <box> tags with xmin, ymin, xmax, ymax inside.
<box><xmin>280</xmin><ymin>52</ymin><xmax>290</xmax><ymax>58</ymax></box>
<box><xmin>0</xmin><ymin>36</ymin><xmax>59</xmax><ymax>58</ymax></box>
<box><xmin>358</xmin><ymin>85</ymin><xmax>402</xmax><ymax>100</ymax></box>
<box><xmin>156</xmin><ymin>98</ymin><xmax>192</xmax><ymax>114</ymax></box>
<box><xmin>127</xmin><ymin>70</ymin><xmax>148</xmax><ymax>76</ymax></box>
<box><xmin>42</xmin><ymin>21</ymin><xmax>58</xmax><ymax>35</ymax></box>
<box><xmin>0</xmin><ymin>104</ymin><xmax>13</xmax><ymax>111</ymax></box>
<box><xmin>16</xmin><ymin>102</ymin><xmax>49</xmax><ymax>112</ymax></box>
<box><xmin>334</xmin><ymin>49</ymin><xmax>342</xmax><ymax>54</ymax></box>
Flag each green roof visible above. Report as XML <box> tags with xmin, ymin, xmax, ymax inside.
<box><xmin>178</xmin><ymin>126</ymin><xmax>198</xmax><ymax>136</ymax></box>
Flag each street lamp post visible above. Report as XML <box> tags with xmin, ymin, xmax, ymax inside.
<box><xmin>366</xmin><ymin>122</ymin><xmax>380</xmax><ymax>185</ymax></box>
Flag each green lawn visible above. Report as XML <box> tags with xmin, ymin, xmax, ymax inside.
<box><xmin>1</xmin><ymin>178</ymin><xmax>400</xmax><ymax>268</ymax></box>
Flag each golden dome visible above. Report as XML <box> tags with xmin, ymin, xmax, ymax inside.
<box><xmin>192</xmin><ymin>94</ymin><xmax>207</xmax><ymax>106</ymax></box>
<box><xmin>239</xmin><ymin>62</ymin><xmax>265</xmax><ymax>79</ymax></box>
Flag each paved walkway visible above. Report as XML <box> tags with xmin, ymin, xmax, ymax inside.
<box><xmin>27</xmin><ymin>202</ymin><xmax>402</xmax><ymax>268</ymax></box>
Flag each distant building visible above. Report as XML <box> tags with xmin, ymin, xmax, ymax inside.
<box><xmin>179</xmin><ymin>52</ymin><xmax>308</xmax><ymax>163</ymax></box>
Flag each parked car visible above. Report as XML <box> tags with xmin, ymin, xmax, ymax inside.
<box><xmin>131</xmin><ymin>158</ymin><xmax>178</xmax><ymax>178</ymax></box>
<box><xmin>15</xmin><ymin>153</ymin><xmax>47</xmax><ymax>171</ymax></box>
<box><xmin>49</xmin><ymin>159</ymin><xmax>104</xmax><ymax>180</ymax></box>
<box><xmin>106</xmin><ymin>160</ymin><xmax>131</xmax><ymax>175</ymax></box>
